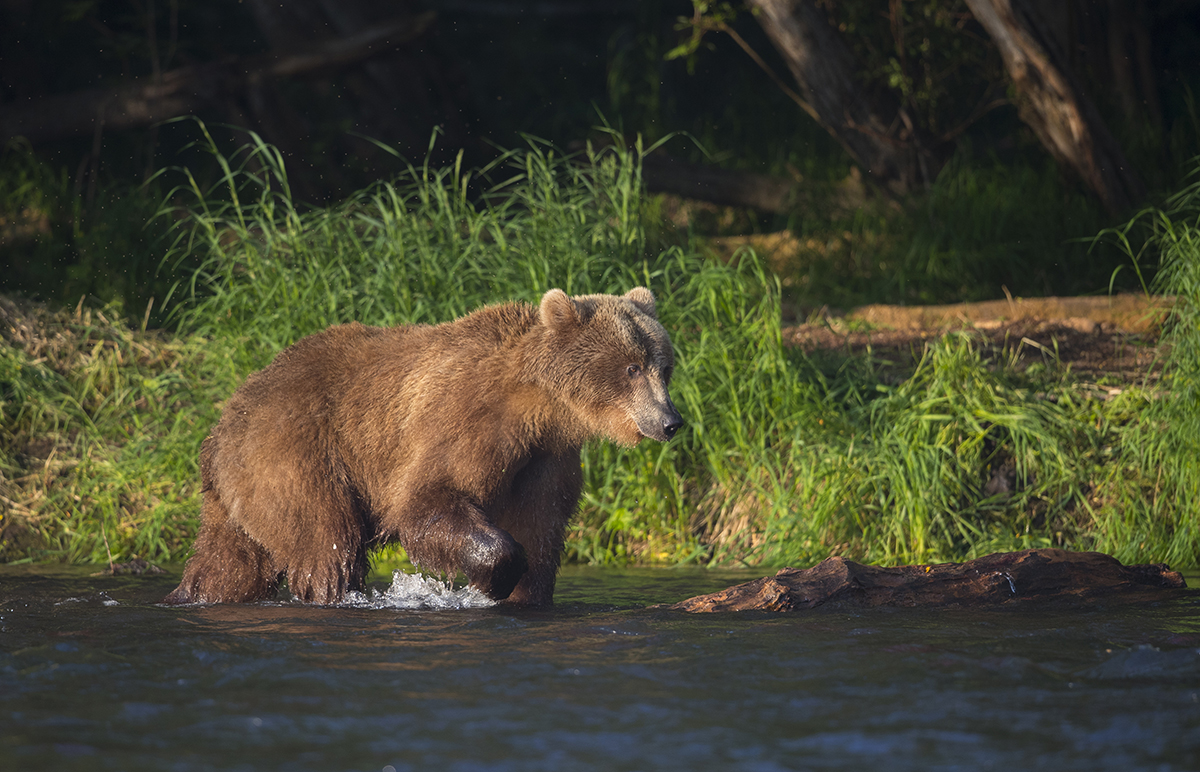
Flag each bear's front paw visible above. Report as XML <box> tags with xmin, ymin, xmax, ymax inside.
<box><xmin>462</xmin><ymin>528</ymin><xmax>528</xmax><ymax>602</ymax></box>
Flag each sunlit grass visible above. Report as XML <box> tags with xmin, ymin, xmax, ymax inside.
<box><xmin>1</xmin><ymin>130</ymin><xmax>1197</xmax><ymax>569</ymax></box>
<box><xmin>0</xmin><ymin>299</ymin><xmax>228</xmax><ymax>563</ymax></box>
<box><xmin>1089</xmin><ymin>163</ymin><xmax>1200</xmax><ymax>567</ymax></box>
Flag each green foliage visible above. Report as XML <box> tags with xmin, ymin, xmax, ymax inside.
<box><xmin>0</xmin><ymin>300</ymin><xmax>228</xmax><ymax>563</ymax></box>
<box><xmin>158</xmin><ymin>124</ymin><xmax>651</xmax><ymax>366</ymax></box>
<box><xmin>0</xmin><ymin>141</ymin><xmax>172</xmax><ymax>319</ymax></box>
<box><xmin>665</xmin><ymin>2</ymin><xmax>743</xmax><ymax>74</ymax></box>
<box><xmin>831</xmin><ymin>0</ymin><xmax>1005</xmax><ymax>138</ymax></box>
<box><xmin>3</xmin><ymin>134</ymin><xmax>1197</xmax><ymax>570</ymax></box>
<box><xmin>1090</xmin><ymin>162</ymin><xmax>1200</xmax><ymax>566</ymax></box>
<box><xmin>778</xmin><ymin>151</ymin><xmax>1122</xmax><ymax>310</ymax></box>
<box><xmin>155</xmin><ymin>123</ymin><xmax>777</xmax><ymax>564</ymax></box>
<box><xmin>749</xmin><ymin>335</ymin><xmax>1109</xmax><ymax>566</ymax></box>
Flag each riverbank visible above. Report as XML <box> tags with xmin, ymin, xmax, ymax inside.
<box><xmin>1</xmin><ymin>141</ymin><xmax>1197</xmax><ymax>570</ymax></box>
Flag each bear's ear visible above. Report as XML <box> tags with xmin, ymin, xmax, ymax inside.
<box><xmin>539</xmin><ymin>289</ymin><xmax>579</xmax><ymax>330</ymax></box>
<box><xmin>624</xmin><ymin>286</ymin><xmax>657</xmax><ymax>319</ymax></box>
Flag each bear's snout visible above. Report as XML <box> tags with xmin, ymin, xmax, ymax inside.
<box><xmin>636</xmin><ymin>398</ymin><xmax>684</xmax><ymax>442</ymax></box>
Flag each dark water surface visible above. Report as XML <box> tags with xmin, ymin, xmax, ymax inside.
<box><xmin>2</xmin><ymin>564</ymin><xmax>1199</xmax><ymax>771</ymax></box>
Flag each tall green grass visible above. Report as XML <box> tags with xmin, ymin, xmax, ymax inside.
<box><xmin>781</xmin><ymin>151</ymin><xmax>1124</xmax><ymax>311</ymax></box>
<box><xmin>0</xmin><ymin>299</ymin><xmax>227</xmax><ymax>563</ymax></box>
<box><xmin>156</xmin><ymin>124</ymin><xmax>801</xmax><ymax>565</ymax></box>
<box><xmin>3</xmin><ymin>130</ymin><xmax>1197</xmax><ymax>569</ymax></box>
<box><xmin>1089</xmin><ymin>165</ymin><xmax>1200</xmax><ymax>566</ymax></box>
<box><xmin>740</xmin><ymin>336</ymin><xmax>1113</xmax><ymax>566</ymax></box>
<box><xmin>160</xmin><ymin>127</ymin><xmax>649</xmax><ymax>361</ymax></box>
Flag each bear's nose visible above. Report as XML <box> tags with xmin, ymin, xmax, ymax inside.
<box><xmin>662</xmin><ymin>417</ymin><xmax>683</xmax><ymax>439</ymax></box>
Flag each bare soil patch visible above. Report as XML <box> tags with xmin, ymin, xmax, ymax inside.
<box><xmin>785</xmin><ymin>294</ymin><xmax>1170</xmax><ymax>388</ymax></box>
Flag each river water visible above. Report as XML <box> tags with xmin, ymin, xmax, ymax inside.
<box><xmin>2</xmin><ymin>564</ymin><xmax>1198</xmax><ymax>771</ymax></box>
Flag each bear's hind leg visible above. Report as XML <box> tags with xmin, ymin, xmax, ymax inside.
<box><xmin>282</xmin><ymin>534</ymin><xmax>369</xmax><ymax>605</ymax></box>
<box><xmin>272</xmin><ymin>484</ymin><xmax>371</xmax><ymax>605</ymax></box>
<box><xmin>164</xmin><ymin>493</ymin><xmax>279</xmax><ymax>604</ymax></box>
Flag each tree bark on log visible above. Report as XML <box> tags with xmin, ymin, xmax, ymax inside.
<box><xmin>744</xmin><ymin>0</ymin><xmax>936</xmax><ymax>195</ymax></box>
<box><xmin>641</xmin><ymin>154</ymin><xmax>793</xmax><ymax>213</ymax></box>
<box><xmin>962</xmin><ymin>0</ymin><xmax>1144</xmax><ymax>215</ymax></box>
<box><xmin>0</xmin><ymin>13</ymin><xmax>434</xmax><ymax>145</ymax></box>
<box><xmin>670</xmin><ymin>549</ymin><xmax>1186</xmax><ymax>612</ymax></box>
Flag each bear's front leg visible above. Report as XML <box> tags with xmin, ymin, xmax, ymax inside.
<box><xmin>460</xmin><ymin>527</ymin><xmax>529</xmax><ymax>601</ymax></box>
<box><xmin>393</xmin><ymin>488</ymin><xmax>528</xmax><ymax>602</ymax></box>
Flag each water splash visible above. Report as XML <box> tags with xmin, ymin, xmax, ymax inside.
<box><xmin>342</xmin><ymin>570</ymin><xmax>495</xmax><ymax>610</ymax></box>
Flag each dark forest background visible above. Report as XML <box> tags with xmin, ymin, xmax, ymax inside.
<box><xmin>3</xmin><ymin>0</ymin><xmax>1200</xmax><ymax>319</ymax></box>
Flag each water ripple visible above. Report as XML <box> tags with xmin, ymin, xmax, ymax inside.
<box><xmin>341</xmin><ymin>571</ymin><xmax>495</xmax><ymax>610</ymax></box>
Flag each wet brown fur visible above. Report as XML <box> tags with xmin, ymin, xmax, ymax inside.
<box><xmin>164</xmin><ymin>288</ymin><xmax>679</xmax><ymax>607</ymax></box>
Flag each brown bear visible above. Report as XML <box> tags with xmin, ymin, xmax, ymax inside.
<box><xmin>163</xmin><ymin>287</ymin><xmax>681</xmax><ymax>607</ymax></box>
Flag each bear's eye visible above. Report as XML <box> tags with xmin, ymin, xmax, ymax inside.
<box><xmin>626</xmin><ymin>364</ymin><xmax>642</xmax><ymax>378</ymax></box>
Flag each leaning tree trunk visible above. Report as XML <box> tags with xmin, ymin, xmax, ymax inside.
<box><xmin>745</xmin><ymin>0</ymin><xmax>938</xmax><ymax>195</ymax></box>
<box><xmin>963</xmin><ymin>0</ymin><xmax>1144</xmax><ymax>215</ymax></box>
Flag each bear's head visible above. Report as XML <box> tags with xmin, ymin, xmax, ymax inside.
<box><xmin>535</xmin><ymin>287</ymin><xmax>683</xmax><ymax>446</ymax></box>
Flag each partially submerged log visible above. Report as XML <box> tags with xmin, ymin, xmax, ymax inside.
<box><xmin>671</xmin><ymin>549</ymin><xmax>1187</xmax><ymax>613</ymax></box>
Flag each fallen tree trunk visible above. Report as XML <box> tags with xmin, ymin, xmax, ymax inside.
<box><xmin>0</xmin><ymin>13</ymin><xmax>435</xmax><ymax>145</ymax></box>
<box><xmin>670</xmin><ymin>549</ymin><xmax>1186</xmax><ymax>612</ymax></box>
<box><xmin>641</xmin><ymin>154</ymin><xmax>794</xmax><ymax>214</ymax></box>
